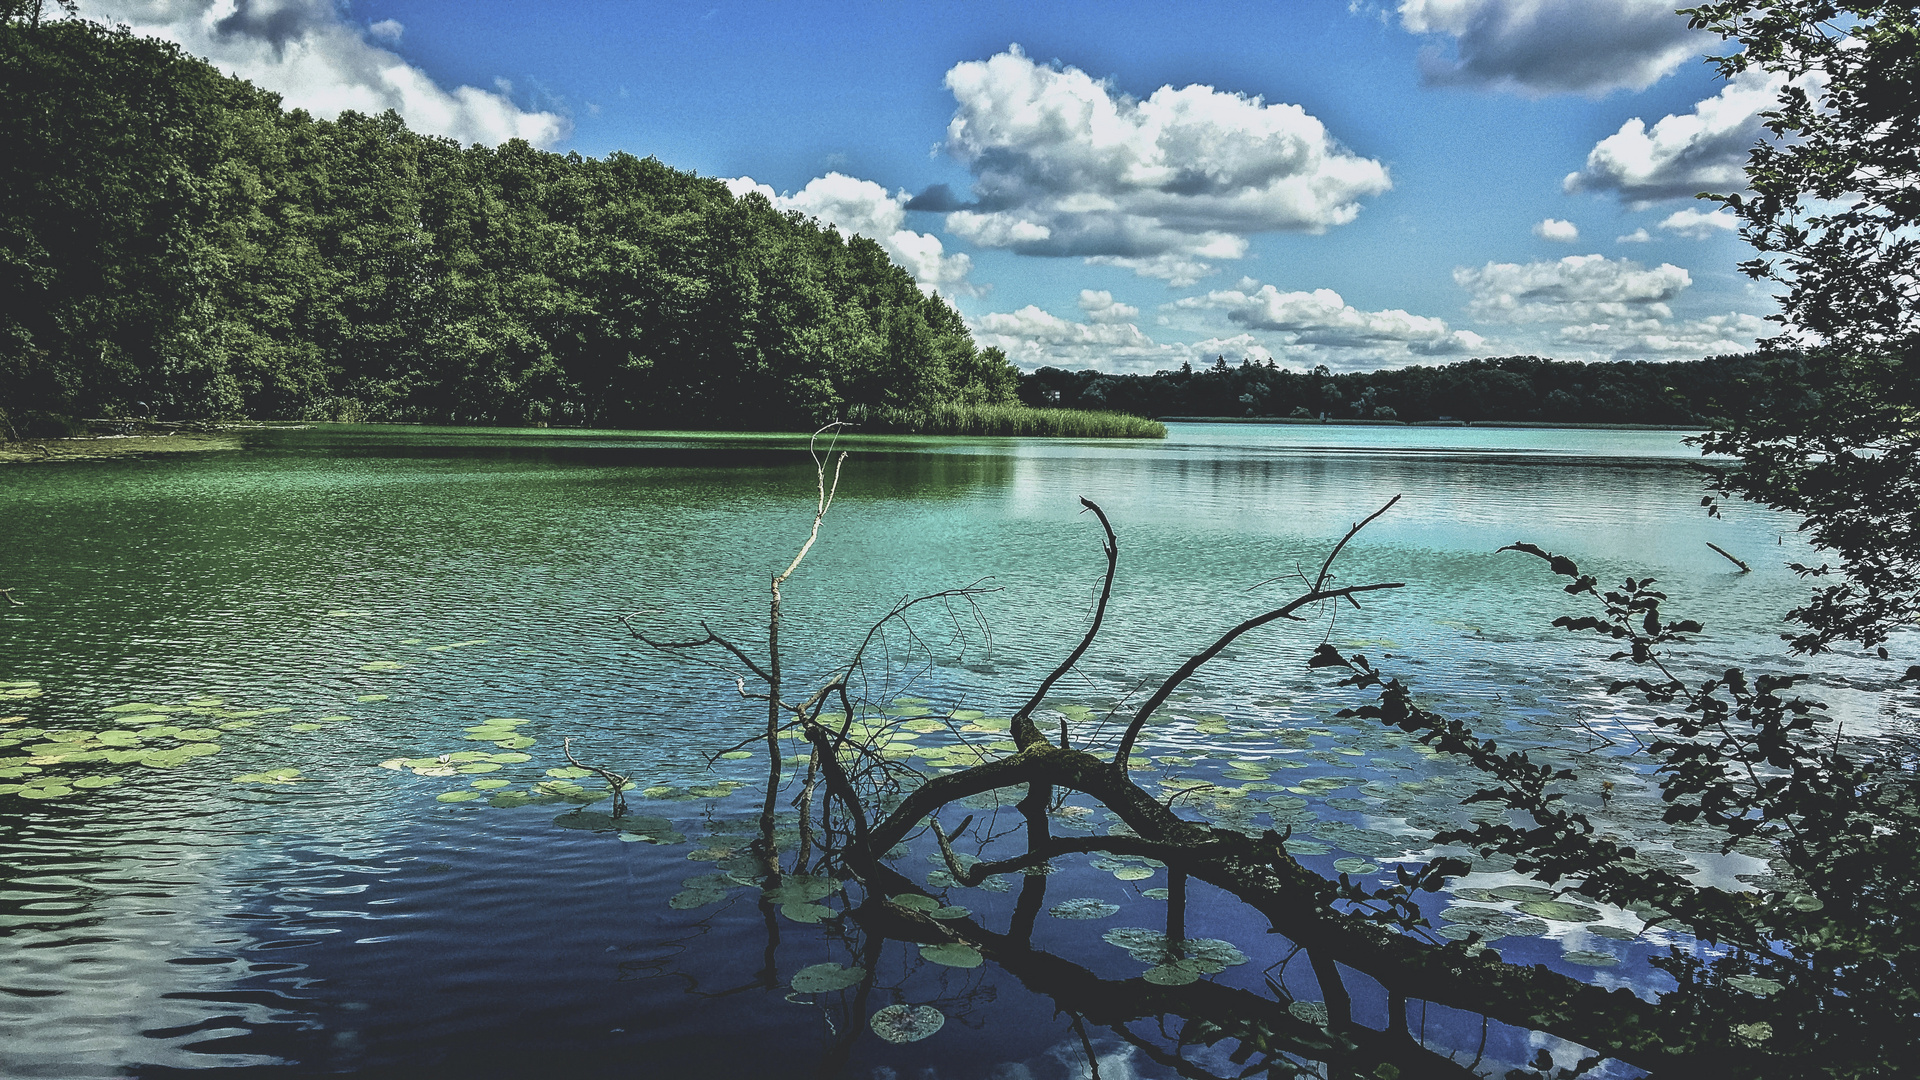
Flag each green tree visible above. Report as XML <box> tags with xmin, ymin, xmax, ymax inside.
<box><xmin>1684</xmin><ymin>1</ymin><xmax>1920</xmax><ymax>652</ymax></box>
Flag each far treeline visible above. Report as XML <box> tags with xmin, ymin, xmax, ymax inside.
<box><xmin>1019</xmin><ymin>352</ymin><xmax>1793</xmax><ymax>426</ymax></box>
<box><xmin>0</xmin><ymin>18</ymin><xmax>1037</xmax><ymax>437</ymax></box>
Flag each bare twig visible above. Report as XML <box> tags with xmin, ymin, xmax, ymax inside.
<box><xmin>562</xmin><ymin>736</ymin><xmax>630</xmax><ymax>817</ymax></box>
<box><xmin>1011</xmin><ymin>498</ymin><xmax>1118</xmax><ymax>749</ymax></box>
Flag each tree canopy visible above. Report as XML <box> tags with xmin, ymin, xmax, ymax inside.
<box><xmin>0</xmin><ymin>18</ymin><xmax>1017</xmax><ymax>434</ymax></box>
<box><xmin>1684</xmin><ymin>0</ymin><xmax>1920</xmax><ymax>652</ymax></box>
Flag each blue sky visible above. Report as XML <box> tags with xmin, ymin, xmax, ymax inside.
<box><xmin>76</xmin><ymin>0</ymin><xmax>1784</xmax><ymax>373</ymax></box>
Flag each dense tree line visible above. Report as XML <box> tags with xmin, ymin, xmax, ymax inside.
<box><xmin>1020</xmin><ymin>352</ymin><xmax>1788</xmax><ymax>425</ymax></box>
<box><xmin>0</xmin><ymin>18</ymin><xmax>1017</xmax><ymax>435</ymax></box>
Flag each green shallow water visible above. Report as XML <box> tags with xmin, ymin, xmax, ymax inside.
<box><xmin>0</xmin><ymin>422</ymin><xmax>1902</xmax><ymax>1077</ymax></box>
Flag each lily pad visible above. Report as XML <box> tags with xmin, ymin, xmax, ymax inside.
<box><xmin>1562</xmin><ymin>950</ymin><xmax>1620</xmax><ymax>967</ymax></box>
<box><xmin>1516</xmin><ymin>900</ymin><xmax>1604</xmax><ymax>923</ymax></box>
<box><xmin>870</xmin><ymin>1004</ymin><xmax>945</xmax><ymax>1044</ymax></box>
<box><xmin>919</xmin><ymin>942</ymin><xmax>983</xmax><ymax>968</ymax></box>
<box><xmin>359</xmin><ymin>661</ymin><xmax>404</xmax><ymax>672</ymax></box>
<box><xmin>1143</xmin><ymin>959</ymin><xmax>1204</xmax><ymax>985</ymax></box>
<box><xmin>719</xmin><ymin>750</ymin><xmax>752</xmax><ymax>761</ymax></box>
<box><xmin>1112</xmin><ymin>865</ymin><xmax>1155</xmax><ymax>881</ymax></box>
<box><xmin>72</xmin><ymin>775</ymin><xmax>122</xmax><ymax>789</ymax></box>
<box><xmin>1726</xmin><ymin>975</ymin><xmax>1783</xmax><ymax>997</ymax></box>
<box><xmin>781</xmin><ymin>902</ymin><xmax>832</xmax><ymax>923</ymax></box>
<box><xmin>1490</xmin><ymin>884</ymin><xmax>1557</xmax><ymax>902</ymax></box>
<box><xmin>1288</xmin><ymin>1001</ymin><xmax>1330</xmax><ymax>1026</ymax></box>
<box><xmin>1333</xmin><ymin>858</ymin><xmax>1380</xmax><ymax>875</ymax></box>
<box><xmin>356</xmin><ymin>694</ymin><xmax>390</xmax><ymax>703</ymax></box>
<box><xmin>791</xmin><ymin>963</ymin><xmax>866</xmax><ymax>993</ymax></box>
<box><xmin>928</xmin><ymin>905</ymin><xmax>971</xmax><ymax>921</ymax></box>
<box><xmin>436</xmin><ymin>791</ymin><xmax>480</xmax><ymax>802</ymax></box>
<box><xmin>1050</xmin><ymin>898</ymin><xmax>1122</xmax><ymax>920</ymax></box>
<box><xmin>889</xmin><ymin>893</ymin><xmax>940</xmax><ymax>912</ymax></box>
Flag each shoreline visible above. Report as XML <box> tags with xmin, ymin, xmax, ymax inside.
<box><xmin>1156</xmin><ymin>416</ymin><xmax>1704</xmax><ymax>430</ymax></box>
<box><xmin>0</xmin><ymin>429</ymin><xmax>250</xmax><ymax>464</ymax></box>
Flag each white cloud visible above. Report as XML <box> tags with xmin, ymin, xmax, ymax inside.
<box><xmin>1398</xmin><ymin>0</ymin><xmax>1707</xmax><ymax>95</ymax></box>
<box><xmin>935</xmin><ymin>46</ymin><xmax>1390</xmax><ymax>283</ymax></box>
<box><xmin>1658</xmin><ymin>207</ymin><xmax>1739</xmax><ymax>238</ymax></box>
<box><xmin>1179</xmin><ymin>282</ymin><xmax>1484</xmax><ymax>357</ymax></box>
<box><xmin>969</xmin><ymin>304</ymin><xmax>1177</xmax><ymax>371</ymax></box>
<box><xmin>1616</xmin><ymin>228</ymin><xmax>1653</xmax><ymax>243</ymax></box>
<box><xmin>1533</xmin><ymin>218</ymin><xmax>1579</xmax><ymax>242</ymax></box>
<box><xmin>74</xmin><ymin>0</ymin><xmax>566</xmax><ymax>147</ymax></box>
<box><xmin>1455</xmin><ymin>254</ymin><xmax>1691</xmax><ymax>322</ymax></box>
<box><xmin>722</xmin><ymin>172</ymin><xmax>977</xmax><ymax>296</ymax></box>
<box><xmin>1564</xmin><ymin>68</ymin><xmax>1782</xmax><ymax>205</ymax></box>
<box><xmin>1078</xmin><ymin>290</ymin><xmax>1139</xmax><ymax>324</ymax></box>
<box><xmin>1553</xmin><ymin>310</ymin><xmax>1770</xmax><ymax>358</ymax></box>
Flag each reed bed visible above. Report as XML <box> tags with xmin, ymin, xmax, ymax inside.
<box><xmin>848</xmin><ymin>403</ymin><xmax>1166</xmax><ymax>438</ymax></box>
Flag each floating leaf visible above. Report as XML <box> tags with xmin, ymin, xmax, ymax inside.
<box><xmin>488</xmin><ymin>752</ymin><xmax>531</xmax><ymax>764</ymax></box>
<box><xmin>1562</xmin><ymin>950</ymin><xmax>1619</xmax><ymax>967</ymax></box>
<box><xmin>232</xmin><ymin>768</ymin><xmax>301</xmax><ymax>784</ymax></box>
<box><xmin>1726</xmin><ymin>975</ymin><xmax>1783</xmax><ymax>997</ymax></box>
<box><xmin>546</xmin><ymin>766</ymin><xmax>594</xmax><ymax>779</ymax></box>
<box><xmin>356</xmin><ymin>694</ymin><xmax>390</xmax><ymax>703</ymax></box>
<box><xmin>1489</xmin><ymin>885</ymin><xmax>1557</xmax><ymax>902</ymax></box>
<box><xmin>72</xmin><ymin>775</ymin><xmax>122</xmax><ymax>789</ymax></box>
<box><xmin>668</xmin><ymin>888</ymin><xmax>727</xmax><ymax>910</ymax></box>
<box><xmin>1139</xmin><ymin>888</ymin><xmax>1170</xmax><ymax>900</ymax></box>
<box><xmin>359</xmin><ymin>661</ymin><xmax>404</xmax><ymax>672</ymax></box>
<box><xmin>919</xmin><ymin>942</ymin><xmax>983</xmax><ymax>968</ymax></box>
<box><xmin>1050</xmin><ymin>898</ymin><xmax>1122</xmax><ymax>920</ymax></box>
<box><xmin>470</xmin><ymin>779</ymin><xmax>511</xmax><ymax>790</ymax></box>
<box><xmin>889</xmin><ymin>893</ymin><xmax>940</xmax><ymax>912</ymax></box>
<box><xmin>928</xmin><ymin>905</ymin><xmax>971</xmax><ymax>921</ymax></box>
<box><xmin>870</xmin><ymin>1004</ymin><xmax>945</xmax><ymax>1044</ymax></box>
<box><xmin>791</xmin><ymin>963</ymin><xmax>866</xmax><ymax>993</ymax></box>
<box><xmin>1112</xmin><ymin>866</ymin><xmax>1155</xmax><ymax>881</ymax></box>
<box><xmin>1516</xmin><ymin>900</ymin><xmax>1604</xmax><ymax>923</ymax></box>
<box><xmin>719</xmin><ymin>750</ymin><xmax>752</xmax><ymax>761</ymax></box>
<box><xmin>1288</xmin><ymin>1001</ymin><xmax>1330</xmax><ymax>1026</ymax></box>
<box><xmin>457</xmin><ymin>763</ymin><xmax>501</xmax><ymax>774</ymax></box>
<box><xmin>1333</xmin><ymin>858</ymin><xmax>1380</xmax><ymax>875</ymax></box>
<box><xmin>436</xmin><ymin>791</ymin><xmax>480</xmax><ymax>803</ymax></box>
<box><xmin>1143</xmin><ymin>959</ymin><xmax>1204</xmax><ymax>985</ymax></box>
<box><xmin>781</xmin><ymin>902</ymin><xmax>832</xmax><ymax>923</ymax></box>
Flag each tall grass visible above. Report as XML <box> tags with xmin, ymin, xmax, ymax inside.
<box><xmin>847</xmin><ymin>403</ymin><xmax>1166</xmax><ymax>438</ymax></box>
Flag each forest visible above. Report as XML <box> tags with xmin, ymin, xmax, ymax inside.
<box><xmin>0</xmin><ymin>17</ymin><xmax>1019</xmax><ymax>436</ymax></box>
<box><xmin>1019</xmin><ymin>352</ymin><xmax>1788</xmax><ymax>426</ymax></box>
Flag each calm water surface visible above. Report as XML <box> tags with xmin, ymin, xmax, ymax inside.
<box><xmin>0</xmin><ymin>423</ymin><xmax>1907</xmax><ymax>1078</ymax></box>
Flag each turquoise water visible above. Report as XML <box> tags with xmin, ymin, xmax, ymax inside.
<box><xmin>0</xmin><ymin>423</ymin><xmax>1899</xmax><ymax>1077</ymax></box>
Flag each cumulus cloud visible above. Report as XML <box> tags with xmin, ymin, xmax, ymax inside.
<box><xmin>74</xmin><ymin>0</ymin><xmax>566</xmax><ymax>146</ymax></box>
<box><xmin>1179</xmin><ymin>282</ymin><xmax>1484</xmax><ymax>357</ymax></box>
<box><xmin>1078</xmin><ymin>290</ymin><xmax>1139</xmax><ymax>324</ymax></box>
<box><xmin>1533</xmin><ymin>218</ymin><xmax>1580</xmax><ymax>242</ymax></box>
<box><xmin>1564</xmin><ymin>68</ymin><xmax>1782</xmax><ymax>204</ymax></box>
<box><xmin>1455</xmin><ymin>254</ymin><xmax>1691</xmax><ymax>322</ymax></box>
<box><xmin>1616</xmin><ymin>228</ymin><xmax>1653</xmax><ymax>243</ymax></box>
<box><xmin>722</xmin><ymin>172</ymin><xmax>976</xmax><ymax>296</ymax></box>
<box><xmin>1658</xmin><ymin>207</ymin><xmax>1739</xmax><ymax>238</ymax></box>
<box><xmin>1398</xmin><ymin>0</ymin><xmax>1707</xmax><ymax>95</ymax></box>
<box><xmin>1553</xmin><ymin>310</ymin><xmax>1770</xmax><ymax>358</ymax></box>
<box><xmin>969</xmin><ymin>304</ymin><xmax>1177</xmax><ymax>371</ymax></box>
<box><xmin>935</xmin><ymin>46</ymin><xmax>1390</xmax><ymax>284</ymax></box>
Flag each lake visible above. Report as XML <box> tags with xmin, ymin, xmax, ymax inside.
<box><xmin>0</xmin><ymin>423</ymin><xmax>1900</xmax><ymax>1078</ymax></box>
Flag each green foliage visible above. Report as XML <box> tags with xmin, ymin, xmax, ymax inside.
<box><xmin>0</xmin><ymin>19</ymin><xmax>1016</xmax><ymax>430</ymax></box>
<box><xmin>848</xmin><ymin>401</ymin><xmax>1166</xmax><ymax>437</ymax></box>
<box><xmin>1681</xmin><ymin>2</ymin><xmax>1920</xmax><ymax>651</ymax></box>
<box><xmin>1316</xmin><ymin>545</ymin><xmax>1920</xmax><ymax>1078</ymax></box>
<box><xmin>1020</xmin><ymin>354</ymin><xmax>1772</xmax><ymax>425</ymax></box>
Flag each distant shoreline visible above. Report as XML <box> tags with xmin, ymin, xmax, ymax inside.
<box><xmin>1157</xmin><ymin>416</ymin><xmax>1703</xmax><ymax>431</ymax></box>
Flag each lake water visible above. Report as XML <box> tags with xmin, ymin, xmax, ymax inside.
<box><xmin>0</xmin><ymin>423</ymin><xmax>1906</xmax><ymax>1078</ymax></box>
